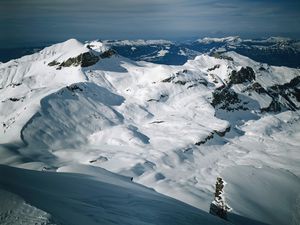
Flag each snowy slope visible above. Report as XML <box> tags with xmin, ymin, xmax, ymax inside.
<box><xmin>0</xmin><ymin>164</ymin><xmax>229</xmax><ymax>225</ymax></box>
<box><xmin>0</xmin><ymin>39</ymin><xmax>300</xmax><ymax>225</ymax></box>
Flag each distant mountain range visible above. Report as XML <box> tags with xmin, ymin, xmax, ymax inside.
<box><xmin>1</xmin><ymin>37</ymin><xmax>300</xmax><ymax>68</ymax></box>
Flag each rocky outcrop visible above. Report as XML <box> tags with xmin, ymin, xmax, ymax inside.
<box><xmin>211</xmin><ymin>86</ymin><xmax>246</xmax><ymax>111</ymax></box>
<box><xmin>245</xmin><ymin>82</ymin><xmax>267</xmax><ymax>94</ymax></box>
<box><xmin>209</xmin><ymin>177</ymin><xmax>230</xmax><ymax>220</ymax></box>
<box><xmin>261</xmin><ymin>100</ymin><xmax>282</xmax><ymax>113</ymax></box>
<box><xmin>260</xmin><ymin>76</ymin><xmax>300</xmax><ymax>112</ymax></box>
<box><xmin>48</xmin><ymin>60</ymin><xmax>60</xmax><ymax>66</ymax></box>
<box><xmin>48</xmin><ymin>50</ymin><xmax>117</xmax><ymax>69</ymax></box>
<box><xmin>66</xmin><ymin>84</ymin><xmax>83</xmax><ymax>92</ymax></box>
<box><xmin>229</xmin><ymin>67</ymin><xmax>255</xmax><ymax>84</ymax></box>
<box><xmin>60</xmin><ymin>52</ymin><xmax>99</xmax><ymax>67</ymax></box>
<box><xmin>211</xmin><ymin>53</ymin><xmax>233</xmax><ymax>61</ymax></box>
<box><xmin>195</xmin><ymin>126</ymin><xmax>230</xmax><ymax>145</ymax></box>
<box><xmin>195</xmin><ymin>132</ymin><xmax>214</xmax><ymax>146</ymax></box>
<box><xmin>207</xmin><ymin>64</ymin><xmax>220</xmax><ymax>72</ymax></box>
<box><xmin>214</xmin><ymin>126</ymin><xmax>231</xmax><ymax>137</ymax></box>
<box><xmin>100</xmin><ymin>49</ymin><xmax>116</xmax><ymax>59</ymax></box>
<box><xmin>147</xmin><ymin>94</ymin><xmax>169</xmax><ymax>102</ymax></box>
<box><xmin>161</xmin><ymin>70</ymin><xmax>208</xmax><ymax>88</ymax></box>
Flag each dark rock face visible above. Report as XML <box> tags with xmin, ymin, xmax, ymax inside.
<box><xmin>195</xmin><ymin>132</ymin><xmax>214</xmax><ymax>145</ymax></box>
<box><xmin>61</xmin><ymin>52</ymin><xmax>99</xmax><ymax>67</ymax></box>
<box><xmin>229</xmin><ymin>67</ymin><xmax>255</xmax><ymax>84</ymax></box>
<box><xmin>211</xmin><ymin>86</ymin><xmax>244</xmax><ymax>111</ymax></box>
<box><xmin>100</xmin><ymin>49</ymin><xmax>116</xmax><ymax>59</ymax></box>
<box><xmin>195</xmin><ymin>126</ymin><xmax>230</xmax><ymax>146</ymax></box>
<box><xmin>214</xmin><ymin>126</ymin><xmax>231</xmax><ymax>137</ymax></box>
<box><xmin>210</xmin><ymin>203</ymin><xmax>228</xmax><ymax>220</ymax></box>
<box><xmin>262</xmin><ymin>76</ymin><xmax>300</xmax><ymax>112</ymax></box>
<box><xmin>250</xmin><ymin>82</ymin><xmax>267</xmax><ymax>94</ymax></box>
<box><xmin>211</xmin><ymin>53</ymin><xmax>233</xmax><ymax>61</ymax></box>
<box><xmin>161</xmin><ymin>76</ymin><xmax>175</xmax><ymax>83</ymax></box>
<box><xmin>66</xmin><ymin>84</ymin><xmax>83</xmax><ymax>92</ymax></box>
<box><xmin>209</xmin><ymin>177</ymin><xmax>230</xmax><ymax>220</ymax></box>
<box><xmin>147</xmin><ymin>94</ymin><xmax>169</xmax><ymax>102</ymax></box>
<box><xmin>48</xmin><ymin>52</ymin><xmax>100</xmax><ymax>68</ymax></box>
<box><xmin>48</xmin><ymin>60</ymin><xmax>60</xmax><ymax>66</ymax></box>
<box><xmin>9</xmin><ymin>97</ymin><xmax>22</xmax><ymax>102</ymax></box>
<box><xmin>161</xmin><ymin>70</ymin><xmax>208</xmax><ymax>88</ymax></box>
<box><xmin>207</xmin><ymin>64</ymin><xmax>220</xmax><ymax>72</ymax></box>
<box><xmin>261</xmin><ymin>100</ymin><xmax>282</xmax><ymax>113</ymax></box>
<box><xmin>48</xmin><ymin>49</ymin><xmax>117</xmax><ymax>69</ymax></box>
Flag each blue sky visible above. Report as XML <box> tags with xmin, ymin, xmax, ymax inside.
<box><xmin>0</xmin><ymin>0</ymin><xmax>300</xmax><ymax>48</ymax></box>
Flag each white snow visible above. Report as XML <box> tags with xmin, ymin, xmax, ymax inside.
<box><xmin>197</xmin><ymin>36</ymin><xmax>241</xmax><ymax>44</ymax></box>
<box><xmin>103</xmin><ymin>39</ymin><xmax>173</xmax><ymax>46</ymax></box>
<box><xmin>157</xmin><ymin>50</ymin><xmax>169</xmax><ymax>57</ymax></box>
<box><xmin>0</xmin><ymin>164</ymin><xmax>229</xmax><ymax>225</ymax></box>
<box><xmin>1</xmin><ymin>38</ymin><xmax>300</xmax><ymax>225</ymax></box>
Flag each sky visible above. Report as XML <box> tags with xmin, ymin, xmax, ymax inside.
<box><xmin>0</xmin><ymin>0</ymin><xmax>300</xmax><ymax>48</ymax></box>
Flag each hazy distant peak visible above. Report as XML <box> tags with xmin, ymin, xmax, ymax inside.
<box><xmin>102</xmin><ymin>39</ymin><xmax>174</xmax><ymax>46</ymax></box>
<box><xmin>197</xmin><ymin>36</ymin><xmax>241</xmax><ymax>44</ymax></box>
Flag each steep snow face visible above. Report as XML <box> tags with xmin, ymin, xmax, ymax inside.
<box><xmin>222</xmin><ymin>165</ymin><xmax>300</xmax><ymax>225</ymax></box>
<box><xmin>0</xmin><ymin>188</ymin><xmax>57</xmax><ymax>225</ymax></box>
<box><xmin>0</xmin><ymin>39</ymin><xmax>91</xmax><ymax>144</ymax></box>
<box><xmin>1</xmin><ymin>39</ymin><xmax>300</xmax><ymax>225</ymax></box>
<box><xmin>21</xmin><ymin>82</ymin><xmax>125</xmax><ymax>150</ymax></box>
<box><xmin>0</xmin><ymin>165</ymin><xmax>229</xmax><ymax>225</ymax></box>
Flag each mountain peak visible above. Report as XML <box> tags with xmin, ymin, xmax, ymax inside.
<box><xmin>197</xmin><ymin>36</ymin><xmax>241</xmax><ymax>44</ymax></box>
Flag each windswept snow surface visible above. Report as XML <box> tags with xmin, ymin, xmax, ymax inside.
<box><xmin>0</xmin><ymin>165</ymin><xmax>229</xmax><ymax>225</ymax></box>
<box><xmin>0</xmin><ymin>39</ymin><xmax>300</xmax><ymax>225</ymax></box>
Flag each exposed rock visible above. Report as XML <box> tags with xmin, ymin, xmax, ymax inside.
<box><xmin>100</xmin><ymin>49</ymin><xmax>116</xmax><ymax>59</ymax></box>
<box><xmin>207</xmin><ymin>64</ymin><xmax>220</xmax><ymax>72</ymax></box>
<box><xmin>261</xmin><ymin>100</ymin><xmax>282</xmax><ymax>113</ymax></box>
<box><xmin>60</xmin><ymin>52</ymin><xmax>99</xmax><ymax>67</ymax></box>
<box><xmin>251</xmin><ymin>82</ymin><xmax>267</xmax><ymax>94</ymax></box>
<box><xmin>211</xmin><ymin>86</ymin><xmax>245</xmax><ymax>111</ymax></box>
<box><xmin>187</xmin><ymin>79</ymin><xmax>208</xmax><ymax>89</ymax></box>
<box><xmin>214</xmin><ymin>126</ymin><xmax>231</xmax><ymax>137</ymax></box>
<box><xmin>174</xmin><ymin>80</ymin><xmax>187</xmax><ymax>85</ymax></box>
<box><xmin>8</xmin><ymin>97</ymin><xmax>25</xmax><ymax>102</ymax></box>
<box><xmin>195</xmin><ymin>126</ymin><xmax>230</xmax><ymax>146</ymax></box>
<box><xmin>211</xmin><ymin>53</ymin><xmax>233</xmax><ymax>61</ymax></box>
<box><xmin>209</xmin><ymin>177</ymin><xmax>230</xmax><ymax>220</ymax></box>
<box><xmin>161</xmin><ymin>76</ymin><xmax>175</xmax><ymax>83</ymax></box>
<box><xmin>48</xmin><ymin>60</ymin><xmax>60</xmax><ymax>66</ymax></box>
<box><xmin>229</xmin><ymin>67</ymin><xmax>255</xmax><ymax>84</ymax></box>
<box><xmin>89</xmin><ymin>156</ymin><xmax>108</xmax><ymax>163</ymax></box>
<box><xmin>262</xmin><ymin>76</ymin><xmax>300</xmax><ymax>112</ymax></box>
<box><xmin>150</xmin><ymin>120</ymin><xmax>164</xmax><ymax>124</ymax></box>
<box><xmin>259</xmin><ymin>66</ymin><xmax>267</xmax><ymax>71</ymax></box>
<box><xmin>161</xmin><ymin>70</ymin><xmax>208</xmax><ymax>88</ymax></box>
<box><xmin>66</xmin><ymin>84</ymin><xmax>83</xmax><ymax>92</ymax></box>
<box><xmin>195</xmin><ymin>132</ymin><xmax>214</xmax><ymax>145</ymax></box>
<box><xmin>9</xmin><ymin>83</ymin><xmax>22</xmax><ymax>88</ymax></box>
<box><xmin>48</xmin><ymin>52</ymin><xmax>100</xmax><ymax>68</ymax></box>
<box><xmin>242</xmin><ymin>82</ymin><xmax>267</xmax><ymax>94</ymax></box>
<box><xmin>147</xmin><ymin>94</ymin><xmax>169</xmax><ymax>102</ymax></box>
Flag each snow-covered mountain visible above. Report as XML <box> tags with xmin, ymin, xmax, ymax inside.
<box><xmin>0</xmin><ymin>38</ymin><xmax>300</xmax><ymax>225</ymax></box>
<box><xmin>100</xmin><ymin>36</ymin><xmax>300</xmax><ymax>68</ymax></box>
<box><xmin>2</xmin><ymin>36</ymin><xmax>300</xmax><ymax>68</ymax></box>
